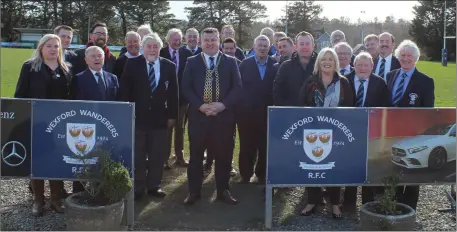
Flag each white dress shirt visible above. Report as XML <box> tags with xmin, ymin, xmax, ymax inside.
<box><xmin>145</xmin><ymin>58</ymin><xmax>161</xmax><ymax>85</ymax></box>
<box><xmin>354</xmin><ymin>75</ymin><xmax>369</xmax><ymax>106</ymax></box>
<box><xmin>202</xmin><ymin>52</ymin><xmax>220</xmax><ymax>69</ymax></box>
<box><xmin>89</xmin><ymin>68</ymin><xmax>105</xmax><ymax>87</ymax></box>
<box><xmin>375</xmin><ymin>53</ymin><xmax>393</xmax><ymax>80</ymax></box>
<box><xmin>340</xmin><ymin>64</ymin><xmax>352</xmax><ymax>75</ymax></box>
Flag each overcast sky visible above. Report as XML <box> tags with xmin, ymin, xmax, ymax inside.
<box><xmin>169</xmin><ymin>1</ymin><xmax>418</xmax><ymax>23</ymax></box>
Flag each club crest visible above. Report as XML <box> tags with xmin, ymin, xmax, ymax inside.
<box><xmin>66</xmin><ymin>123</ymin><xmax>96</xmax><ymax>157</ymax></box>
<box><xmin>303</xmin><ymin>129</ymin><xmax>333</xmax><ymax>163</ymax></box>
<box><xmin>409</xmin><ymin>93</ymin><xmax>418</xmax><ymax>105</ymax></box>
<box><xmin>165</xmin><ymin>81</ymin><xmax>169</xmax><ymax>90</ymax></box>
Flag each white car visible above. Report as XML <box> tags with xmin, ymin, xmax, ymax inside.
<box><xmin>391</xmin><ymin>123</ymin><xmax>456</xmax><ymax>170</ymax></box>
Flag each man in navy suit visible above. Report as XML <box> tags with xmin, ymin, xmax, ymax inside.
<box><xmin>182</xmin><ymin>27</ymin><xmax>242</xmax><ymax>205</ymax></box>
<box><xmin>343</xmin><ymin>52</ymin><xmax>391</xmax><ymax>211</ymax></box>
<box><xmin>120</xmin><ymin>33</ymin><xmax>179</xmax><ymax>200</ymax></box>
<box><xmin>183</xmin><ymin>28</ymin><xmax>202</xmax><ymax>55</ymax></box>
<box><xmin>237</xmin><ymin>35</ymin><xmax>277</xmax><ymax>185</ymax></box>
<box><xmin>70</xmin><ymin>46</ymin><xmax>119</xmax><ymax>193</ymax></box>
<box><xmin>386</xmin><ymin>40</ymin><xmax>435</xmax><ymax>210</ymax></box>
<box><xmin>335</xmin><ymin>42</ymin><xmax>354</xmax><ymax>75</ymax></box>
<box><xmin>373</xmin><ymin>32</ymin><xmax>401</xmax><ymax>81</ymax></box>
<box><xmin>160</xmin><ymin>28</ymin><xmax>193</xmax><ymax>168</ymax></box>
<box><xmin>220</xmin><ymin>25</ymin><xmax>245</xmax><ymax>61</ymax></box>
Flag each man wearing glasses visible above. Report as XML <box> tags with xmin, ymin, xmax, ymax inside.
<box><xmin>334</xmin><ymin>42</ymin><xmax>354</xmax><ymax>75</ymax></box>
<box><xmin>72</xmin><ymin>22</ymin><xmax>117</xmax><ymax>75</ymax></box>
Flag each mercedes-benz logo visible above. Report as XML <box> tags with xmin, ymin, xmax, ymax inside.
<box><xmin>1</xmin><ymin>141</ymin><xmax>27</xmax><ymax>167</ymax></box>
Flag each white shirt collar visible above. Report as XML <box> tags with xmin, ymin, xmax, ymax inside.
<box><xmin>378</xmin><ymin>53</ymin><xmax>393</xmax><ymax>62</ymax></box>
<box><xmin>125</xmin><ymin>51</ymin><xmax>141</xmax><ymax>59</ymax></box>
<box><xmin>187</xmin><ymin>45</ymin><xmax>197</xmax><ymax>53</ymax></box>
<box><xmin>340</xmin><ymin>64</ymin><xmax>351</xmax><ymax>72</ymax></box>
<box><xmin>89</xmin><ymin>68</ymin><xmax>103</xmax><ymax>77</ymax></box>
<box><xmin>354</xmin><ymin>74</ymin><xmax>369</xmax><ymax>83</ymax></box>
<box><xmin>202</xmin><ymin>52</ymin><xmax>220</xmax><ymax>67</ymax></box>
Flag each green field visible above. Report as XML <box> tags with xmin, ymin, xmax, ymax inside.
<box><xmin>2</xmin><ymin>48</ymin><xmax>455</xmax><ymax>106</ymax></box>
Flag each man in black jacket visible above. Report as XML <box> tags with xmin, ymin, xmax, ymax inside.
<box><xmin>113</xmin><ymin>31</ymin><xmax>141</xmax><ymax>79</ymax></box>
<box><xmin>160</xmin><ymin>28</ymin><xmax>193</xmax><ymax>168</ymax></box>
<box><xmin>120</xmin><ymin>33</ymin><xmax>179</xmax><ymax>200</ymax></box>
<box><xmin>273</xmin><ymin>37</ymin><xmax>295</xmax><ymax>72</ymax></box>
<box><xmin>273</xmin><ymin>31</ymin><xmax>317</xmax><ymax>106</ymax></box>
<box><xmin>119</xmin><ymin>24</ymin><xmax>153</xmax><ymax>56</ymax></box>
<box><xmin>72</xmin><ymin>22</ymin><xmax>116</xmax><ymax>75</ymax></box>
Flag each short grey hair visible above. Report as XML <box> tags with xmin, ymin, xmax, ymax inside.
<box><xmin>166</xmin><ymin>28</ymin><xmax>183</xmax><ymax>41</ymax></box>
<box><xmin>254</xmin><ymin>35</ymin><xmax>270</xmax><ymax>45</ymax></box>
<box><xmin>331</xmin><ymin>30</ymin><xmax>345</xmax><ymax>39</ymax></box>
<box><xmin>274</xmin><ymin>32</ymin><xmax>287</xmax><ymax>38</ymax></box>
<box><xmin>260</xmin><ymin>27</ymin><xmax>274</xmax><ymax>37</ymax></box>
<box><xmin>125</xmin><ymin>31</ymin><xmax>141</xmax><ymax>41</ymax></box>
<box><xmin>395</xmin><ymin>40</ymin><xmax>420</xmax><ymax>63</ymax></box>
<box><xmin>142</xmin><ymin>32</ymin><xmax>163</xmax><ymax>48</ymax></box>
<box><xmin>186</xmin><ymin>28</ymin><xmax>199</xmax><ymax>36</ymax></box>
<box><xmin>354</xmin><ymin>52</ymin><xmax>374</xmax><ymax>65</ymax></box>
<box><xmin>85</xmin><ymin>45</ymin><xmax>104</xmax><ymax>57</ymax></box>
<box><xmin>334</xmin><ymin>42</ymin><xmax>353</xmax><ymax>56</ymax></box>
<box><xmin>137</xmin><ymin>24</ymin><xmax>153</xmax><ymax>34</ymax></box>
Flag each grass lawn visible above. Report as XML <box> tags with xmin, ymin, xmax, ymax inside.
<box><xmin>1</xmin><ymin>47</ymin><xmax>455</xmax><ymax>229</ymax></box>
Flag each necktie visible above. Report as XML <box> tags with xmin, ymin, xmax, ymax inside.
<box><xmin>393</xmin><ymin>73</ymin><xmax>407</xmax><ymax>105</ymax></box>
<box><xmin>95</xmin><ymin>72</ymin><xmax>106</xmax><ymax>98</ymax></box>
<box><xmin>148</xmin><ymin>62</ymin><xmax>157</xmax><ymax>92</ymax></box>
<box><xmin>171</xmin><ymin>50</ymin><xmax>177</xmax><ymax>64</ymax></box>
<box><xmin>340</xmin><ymin>69</ymin><xmax>346</xmax><ymax>75</ymax></box>
<box><xmin>378</xmin><ymin>58</ymin><xmax>386</xmax><ymax>78</ymax></box>
<box><xmin>356</xmin><ymin>79</ymin><xmax>366</xmax><ymax>107</ymax></box>
<box><xmin>209</xmin><ymin>57</ymin><xmax>215</xmax><ymax>70</ymax></box>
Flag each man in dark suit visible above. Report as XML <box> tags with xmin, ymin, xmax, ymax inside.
<box><xmin>72</xmin><ymin>22</ymin><xmax>116</xmax><ymax>75</ymax></box>
<box><xmin>273</xmin><ymin>31</ymin><xmax>317</xmax><ymax>106</ymax></box>
<box><xmin>220</xmin><ymin>25</ymin><xmax>245</xmax><ymax>61</ymax></box>
<box><xmin>330</xmin><ymin>30</ymin><xmax>355</xmax><ymax>66</ymax></box>
<box><xmin>120</xmin><ymin>33</ymin><xmax>179</xmax><ymax>200</ymax></box>
<box><xmin>343</xmin><ymin>52</ymin><xmax>391</xmax><ymax>211</ymax></box>
<box><xmin>119</xmin><ymin>24</ymin><xmax>153</xmax><ymax>56</ymax></box>
<box><xmin>237</xmin><ymin>35</ymin><xmax>277</xmax><ymax>185</ymax></box>
<box><xmin>373</xmin><ymin>32</ymin><xmax>401</xmax><ymax>81</ymax></box>
<box><xmin>160</xmin><ymin>28</ymin><xmax>193</xmax><ymax>169</ymax></box>
<box><xmin>182</xmin><ymin>27</ymin><xmax>242</xmax><ymax>205</ymax></box>
<box><xmin>335</xmin><ymin>42</ymin><xmax>354</xmax><ymax>75</ymax></box>
<box><xmin>184</xmin><ymin>28</ymin><xmax>202</xmax><ymax>55</ymax></box>
<box><xmin>387</xmin><ymin>40</ymin><xmax>435</xmax><ymax>210</ymax></box>
<box><xmin>54</xmin><ymin>25</ymin><xmax>77</xmax><ymax>69</ymax></box>
<box><xmin>113</xmin><ymin>31</ymin><xmax>141</xmax><ymax>79</ymax></box>
<box><xmin>204</xmin><ymin>37</ymin><xmax>240</xmax><ymax>176</ymax></box>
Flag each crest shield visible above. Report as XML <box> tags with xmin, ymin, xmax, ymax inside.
<box><xmin>66</xmin><ymin>123</ymin><xmax>96</xmax><ymax>157</ymax></box>
<box><xmin>303</xmin><ymin>129</ymin><xmax>333</xmax><ymax>163</ymax></box>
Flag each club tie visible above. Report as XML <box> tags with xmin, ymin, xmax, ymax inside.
<box><xmin>95</xmin><ymin>72</ymin><xmax>106</xmax><ymax>99</ymax></box>
<box><xmin>340</xmin><ymin>69</ymin><xmax>346</xmax><ymax>75</ymax></box>
<box><xmin>356</xmin><ymin>79</ymin><xmax>366</xmax><ymax>107</ymax></box>
<box><xmin>378</xmin><ymin>58</ymin><xmax>386</xmax><ymax>79</ymax></box>
<box><xmin>148</xmin><ymin>62</ymin><xmax>157</xmax><ymax>92</ymax></box>
<box><xmin>209</xmin><ymin>56</ymin><xmax>215</xmax><ymax>70</ymax></box>
<box><xmin>171</xmin><ymin>50</ymin><xmax>177</xmax><ymax>64</ymax></box>
<box><xmin>392</xmin><ymin>73</ymin><xmax>408</xmax><ymax>105</ymax></box>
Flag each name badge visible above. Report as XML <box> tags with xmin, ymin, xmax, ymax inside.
<box><xmin>409</xmin><ymin>93</ymin><xmax>418</xmax><ymax>105</ymax></box>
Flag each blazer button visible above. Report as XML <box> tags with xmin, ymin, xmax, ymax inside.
<box><xmin>150</xmin><ymin>96</ymin><xmax>153</xmax><ymax>99</ymax></box>
<box><xmin>149</xmin><ymin>107</ymin><xmax>152</xmax><ymax>110</ymax></box>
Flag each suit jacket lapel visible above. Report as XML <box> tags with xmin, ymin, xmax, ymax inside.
<box><xmin>84</xmin><ymin>69</ymin><xmax>102</xmax><ymax>99</ymax></box>
<box><xmin>388</xmin><ymin>69</ymin><xmax>400</xmax><ymax>90</ymax></box>
<box><xmin>250</xmin><ymin>57</ymin><xmax>262</xmax><ymax>81</ymax></box>
<box><xmin>400</xmin><ymin>68</ymin><xmax>417</xmax><ymax>102</ymax></box>
<box><xmin>264</xmin><ymin>57</ymin><xmax>275</xmax><ymax>81</ymax></box>
<box><xmin>364</xmin><ymin>74</ymin><xmax>377</xmax><ymax>106</ymax></box>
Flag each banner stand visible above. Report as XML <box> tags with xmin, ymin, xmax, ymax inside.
<box><xmin>265</xmin><ymin>185</ymin><xmax>273</xmax><ymax>229</ymax></box>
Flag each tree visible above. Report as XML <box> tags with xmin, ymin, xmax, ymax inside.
<box><xmin>186</xmin><ymin>0</ymin><xmax>234</xmax><ymax>31</ymax></box>
<box><xmin>409</xmin><ymin>0</ymin><xmax>456</xmax><ymax>60</ymax></box>
<box><xmin>229</xmin><ymin>1</ymin><xmax>267</xmax><ymax>47</ymax></box>
<box><xmin>280</xmin><ymin>0</ymin><xmax>322</xmax><ymax>37</ymax></box>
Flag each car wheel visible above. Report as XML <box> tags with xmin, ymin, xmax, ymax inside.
<box><xmin>428</xmin><ymin>147</ymin><xmax>447</xmax><ymax>170</ymax></box>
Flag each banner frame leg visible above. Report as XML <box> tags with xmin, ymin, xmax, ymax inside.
<box><xmin>126</xmin><ymin>189</ymin><xmax>134</xmax><ymax>229</ymax></box>
<box><xmin>265</xmin><ymin>185</ymin><xmax>273</xmax><ymax>230</ymax></box>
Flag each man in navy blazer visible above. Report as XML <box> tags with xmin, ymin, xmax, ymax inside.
<box><xmin>237</xmin><ymin>35</ymin><xmax>277</xmax><ymax>185</ymax></box>
<box><xmin>182</xmin><ymin>27</ymin><xmax>242</xmax><ymax>205</ymax></box>
<box><xmin>387</xmin><ymin>40</ymin><xmax>435</xmax><ymax>210</ymax></box>
<box><xmin>373</xmin><ymin>32</ymin><xmax>401</xmax><ymax>81</ymax></box>
<box><xmin>70</xmin><ymin>46</ymin><xmax>119</xmax><ymax>193</ymax></box>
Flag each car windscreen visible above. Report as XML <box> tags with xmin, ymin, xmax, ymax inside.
<box><xmin>420</xmin><ymin>124</ymin><xmax>453</xmax><ymax>135</ymax></box>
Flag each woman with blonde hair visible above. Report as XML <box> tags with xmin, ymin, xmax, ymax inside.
<box><xmin>15</xmin><ymin>34</ymin><xmax>72</xmax><ymax>216</ymax></box>
<box><xmin>298</xmin><ymin>47</ymin><xmax>354</xmax><ymax>219</ymax></box>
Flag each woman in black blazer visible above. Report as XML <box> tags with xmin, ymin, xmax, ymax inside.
<box><xmin>298</xmin><ymin>48</ymin><xmax>355</xmax><ymax>219</ymax></box>
<box><xmin>14</xmin><ymin>34</ymin><xmax>72</xmax><ymax>216</ymax></box>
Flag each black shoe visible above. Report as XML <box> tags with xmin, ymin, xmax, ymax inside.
<box><xmin>173</xmin><ymin>159</ymin><xmax>189</xmax><ymax>167</ymax></box>
<box><xmin>184</xmin><ymin>193</ymin><xmax>201</xmax><ymax>205</ymax></box>
<box><xmin>300</xmin><ymin>205</ymin><xmax>316</xmax><ymax>216</ymax></box>
<box><xmin>216</xmin><ymin>190</ymin><xmax>238</xmax><ymax>205</ymax></box>
<box><xmin>148</xmin><ymin>188</ymin><xmax>166</xmax><ymax>198</ymax></box>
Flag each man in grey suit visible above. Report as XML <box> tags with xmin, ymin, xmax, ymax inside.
<box><xmin>182</xmin><ymin>27</ymin><xmax>242</xmax><ymax>205</ymax></box>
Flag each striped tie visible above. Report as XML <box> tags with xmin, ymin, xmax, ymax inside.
<box><xmin>340</xmin><ymin>69</ymin><xmax>346</xmax><ymax>75</ymax></box>
<box><xmin>378</xmin><ymin>58</ymin><xmax>386</xmax><ymax>79</ymax></box>
<box><xmin>392</xmin><ymin>73</ymin><xmax>408</xmax><ymax>105</ymax></box>
<box><xmin>356</xmin><ymin>80</ymin><xmax>366</xmax><ymax>107</ymax></box>
<box><xmin>148</xmin><ymin>62</ymin><xmax>157</xmax><ymax>92</ymax></box>
<box><xmin>171</xmin><ymin>50</ymin><xmax>177</xmax><ymax>64</ymax></box>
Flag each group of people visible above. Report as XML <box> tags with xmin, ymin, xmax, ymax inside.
<box><xmin>15</xmin><ymin>22</ymin><xmax>434</xmax><ymax>219</ymax></box>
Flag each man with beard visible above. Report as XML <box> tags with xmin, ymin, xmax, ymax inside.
<box><xmin>113</xmin><ymin>31</ymin><xmax>141</xmax><ymax>78</ymax></box>
<box><xmin>72</xmin><ymin>22</ymin><xmax>116</xmax><ymax>75</ymax></box>
<box><xmin>119</xmin><ymin>24</ymin><xmax>153</xmax><ymax>56</ymax></box>
<box><xmin>373</xmin><ymin>32</ymin><xmax>401</xmax><ymax>81</ymax></box>
<box><xmin>183</xmin><ymin>28</ymin><xmax>202</xmax><ymax>55</ymax></box>
<box><xmin>364</xmin><ymin>34</ymin><xmax>380</xmax><ymax>61</ymax></box>
<box><xmin>120</xmin><ymin>33</ymin><xmax>179</xmax><ymax>200</ymax></box>
<box><xmin>160</xmin><ymin>28</ymin><xmax>193</xmax><ymax>169</ymax></box>
<box><xmin>273</xmin><ymin>31</ymin><xmax>317</xmax><ymax>106</ymax></box>
<box><xmin>182</xmin><ymin>27</ymin><xmax>242</xmax><ymax>205</ymax></box>
<box><xmin>220</xmin><ymin>25</ymin><xmax>245</xmax><ymax>61</ymax></box>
